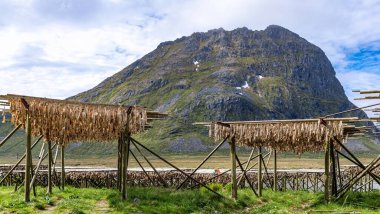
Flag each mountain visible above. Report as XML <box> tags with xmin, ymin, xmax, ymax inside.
<box><xmin>67</xmin><ymin>25</ymin><xmax>366</xmax><ymax>152</ymax></box>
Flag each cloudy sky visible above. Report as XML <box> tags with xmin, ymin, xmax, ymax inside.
<box><xmin>0</xmin><ymin>0</ymin><xmax>379</xmax><ymax>109</ymax></box>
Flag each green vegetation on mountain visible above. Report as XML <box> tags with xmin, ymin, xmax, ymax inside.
<box><xmin>68</xmin><ymin>25</ymin><xmax>367</xmax><ymax>153</ymax></box>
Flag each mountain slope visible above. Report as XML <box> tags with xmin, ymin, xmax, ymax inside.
<box><xmin>70</xmin><ymin>25</ymin><xmax>365</xmax><ymax>153</ymax></box>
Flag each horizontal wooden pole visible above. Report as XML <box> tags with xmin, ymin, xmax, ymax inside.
<box><xmin>193</xmin><ymin>117</ymin><xmax>359</xmax><ymax>126</ymax></box>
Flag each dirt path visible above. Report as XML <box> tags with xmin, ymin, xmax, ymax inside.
<box><xmin>94</xmin><ymin>199</ymin><xmax>111</xmax><ymax>213</ymax></box>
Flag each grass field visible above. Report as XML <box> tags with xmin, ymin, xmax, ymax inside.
<box><xmin>0</xmin><ymin>185</ymin><xmax>379</xmax><ymax>213</ymax></box>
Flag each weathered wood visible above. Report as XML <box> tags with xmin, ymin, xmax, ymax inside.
<box><xmin>258</xmin><ymin>147</ymin><xmax>263</xmax><ymax>197</ymax></box>
<box><xmin>61</xmin><ymin>145</ymin><xmax>65</xmax><ymax>190</ymax></box>
<box><xmin>131</xmin><ymin>137</ymin><xmax>224</xmax><ymax>198</ymax></box>
<box><xmin>337</xmin><ymin>156</ymin><xmax>380</xmax><ymax>199</ymax></box>
<box><xmin>121</xmin><ymin>134</ymin><xmax>130</xmax><ymax>200</ymax></box>
<box><xmin>24</xmin><ymin>112</ymin><xmax>32</xmax><ymax>202</ymax></box>
<box><xmin>47</xmin><ymin>141</ymin><xmax>52</xmax><ymax>194</ymax></box>
<box><xmin>117</xmin><ymin>136</ymin><xmax>123</xmax><ymax>191</ymax></box>
<box><xmin>274</xmin><ymin>150</ymin><xmax>277</xmax><ymax>191</ymax></box>
<box><xmin>177</xmin><ymin>137</ymin><xmax>227</xmax><ymax>190</ymax></box>
<box><xmin>235</xmin><ymin>154</ymin><xmax>258</xmax><ymax>197</ymax></box>
<box><xmin>30</xmin><ymin>143</ymin><xmax>45</xmax><ymax>189</ymax></box>
<box><xmin>329</xmin><ymin>141</ymin><xmax>337</xmax><ymax>197</ymax></box>
<box><xmin>230</xmin><ymin>139</ymin><xmax>237</xmax><ymax>199</ymax></box>
<box><xmin>237</xmin><ymin>148</ymin><xmax>255</xmax><ymax>186</ymax></box>
<box><xmin>0</xmin><ymin>124</ymin><xmax>22</xmax><ymax>148</ymax></box>
<box><xmin>324</xmin><ymin>139</ymin><xmax>330</xmax><ymax>202</ymax></box>
<box><xmin>130</xmin><ymin>150</ymin><xmax>153</xmax><ymax>185</ymax></box>
<box><xmin>130</xmin><ymin>140</ymin><xmax>168</xmax><ymax>187</ymax></box>
<box><xmin>334</xmin><ymin>139</ymin><xmax>380</xmax><ymax>183</ymax></box>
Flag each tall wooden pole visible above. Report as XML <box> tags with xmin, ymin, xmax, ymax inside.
<box><xmin>230</xmin><ymin>139</ymin><xmax>237</xmax><ymax>199</ymax></box>
<box><xmin>47</xmin><ymin>141</ymin><xmax>52</xmax><ymax>194</ymax></box>
<box><xmin>117</xmin><ymin>136</ymin><xmax>123</xmax><ymax>192</ymax></box>
<box><xmin>61</xmin><ymin>144</ymin><xmax>65</xmax><ymax>191</ymax></box>
<box><xmin>258</xmin><ymin>146</ymin><xmax>263</xmax><ymax>196</ymax></box>
<box><xmin>122</xmin><ymin>134</ymin><xmax>130</xmax><ymax>200</ymax></box>
<box><xmin>324</xmin><ymin>140</ymin><xmax>330</xmax><ymax>202</ymax></box>
<box><xmin>274</xmin><ymin>149</ymin><xmax>277</xmax><ymax>192</ymax></box>
<box><xmin>24</xmin><ymin>112</ymin><xmax>32</xmax><ymax>202</ymax></box>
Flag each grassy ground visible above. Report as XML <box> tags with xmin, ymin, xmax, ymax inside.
<box><xmin>0</xmin><ymin>186</ymin><xmax>378</xmax><ymax>213</ymax></box>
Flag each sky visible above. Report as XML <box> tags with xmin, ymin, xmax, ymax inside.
<box><xmin>0</xmin><ymin>0</ymin><xmax>379</xmax><ymax>114</ymax></box>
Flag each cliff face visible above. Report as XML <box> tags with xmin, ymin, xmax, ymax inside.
<box><xmin>70</xmin><ymin>25</ymin><xmax>365</xmax><ymax>152</ymax></box>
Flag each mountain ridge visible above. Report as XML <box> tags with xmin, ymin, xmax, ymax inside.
<box><xmin>69</xmin><ymin>25</ymin><xmax>366</xmax><ymax>152</ymax></box>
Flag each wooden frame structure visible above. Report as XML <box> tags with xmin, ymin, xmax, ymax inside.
<box><xmin>1</xmin><ymin>91</ymin><xmax>379</xmax><ymax>204</ymax></box>
<box><xmin>193</xmin><ymin>103</ymin><xmax>380</xmax><ymax>201</ymax></box>
<box><xmin>0</xmin><ymin>94</ymin><xmax>167</xmax><ymax>202</ymax></box>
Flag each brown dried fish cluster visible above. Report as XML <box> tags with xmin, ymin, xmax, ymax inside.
<box><xmin>209</xmin><ymin>121</ymin><xmax>344</xmax><ymax>153</ymax></box>
<box><xmin>8</xmin><ymin>95</ymin><xmax>147</xmax><ymax>144</ymax></box>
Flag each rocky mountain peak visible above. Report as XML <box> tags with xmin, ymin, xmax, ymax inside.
<box><xmin>70</xmin><ymin>25</ymin><xmax>365</xmax><ymax>151</ymax></box>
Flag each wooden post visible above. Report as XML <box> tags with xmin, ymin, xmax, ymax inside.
<box><xmin>230</xmin><ymin>139</ymin><xmax>237</xmax><ymax>199</ymax></box>
<box><xmin>117</xmin><ymin>136</ymin><xmax>123</xmax><ymax>192</ymax></box>
<box><xmin>274</xmin><ymin>150</ymin><xmax>277</xmax><ymax>191</ymax></box>
<box><xmin>24</xmin><ymin>112</ymin><xmax>32</xmax><ymax>202</ymax></box>
<box><xmin>324</xmin><ymin>139</ymin><xmax>331</xmax><ymax>202</ymax></box>
<box><xmin>122</xmin><ymin>134</ymin><xmax>131</xmax><ymax>200</ymax></box>
<box><xmin>258</xmin><ymin>147</ymin><xmax>263</xmax><ymax>197</ymax></box>
<box><xmin>61</xmin><ymin>144</ymin><xmax>65</xmax><ymax>191</ymax></box>
<box><xmin>47</xmin><ymin>141</ymin><xmax>52</xmax><ymax>194</ymax></box>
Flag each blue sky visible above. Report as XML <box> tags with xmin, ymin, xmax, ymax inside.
<box><xmin>0</xmin><ymin>0</ymin><xmax>379</xmax><ymax>112</ymax></box>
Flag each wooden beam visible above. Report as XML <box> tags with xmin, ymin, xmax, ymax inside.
<box><xmin>0</xmin><ymin>136</ymin><xmax>42</xmax><ymax>185</ymax></box>
<box><xmin>324</xmin><ymin>139</ymin><xmax>331</xmax><ymax>203</ymax></box>
<box><xmin>274</xmin><ymin>150</ymin><xmax>277</xmax><ymax>192</ymax></box>
<box><xmin>121</xmin><ymin>134</ymin><xmax>130</xmax><ymax>200</ymax></box>
<box><xmin>337</xmin><ymin>156</ymin><xmax>380</xmax><ymax>199</ymax></box>
<box><xmin>235</xmin><ymin>154</ymin><xmax>258</xmax><ymax>197</ymax></box>
<box><xmin>47</xmin><ymin>141</ymin><xmax>52</xmax><ymax>194</ymax></box>
<box><xmin>61</xmin><ymin>144</ymin><xmax>65</xmax><ymax>191</ymax></box>
<box><xmin>258</xmin><ymin>147</ymin><xmax>263</xmax><ymax>197</ymax></box>
<box><xmin>177</xmin><ymin>137</ymin><xmax>227</xmax><ymax>190</ymax></box>
<box><xmin>237</xmin><ymin>148</ymin><xmax>255</xmax><ymax>186</ymax></box>
<box><xmin>30</xmin><ymin>143</ymin><xmax>45</xmax><ymax>189</ymax></box>
<box><xmin>0</xmin><ymin>124</ymin><xmax>22</xmax><ymax>149</ymax></box>
<box><xmin>130</xmin><ymin>137</ymin><xmax>224</xmax><ymax>198</ymax></box>
<box><xmin>24</xmin><ymin>112</ymin><xmax>32</xmax><ymax>202</ymax></box>
<box><xmin>193</xmin><ymin>117</ymin><xmax>359</xmax><ymax>126</ymax></box>
<box><xmin>117</xmin><ymin>136</ymin><xmax>122</xmax><ymax>192</ymax></box>
<box><xmin>230</xmin><ymin>139</ymin><xmax>237</xmax><ymax>199</ymax></box>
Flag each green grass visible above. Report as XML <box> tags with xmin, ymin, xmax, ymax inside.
<box><xmin>0</xmin><ymin>186</ymin><xmax>378</xmax><ymax>213</ymax></box>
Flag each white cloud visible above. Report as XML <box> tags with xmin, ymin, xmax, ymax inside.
<box><xmin>0</xmin><ymin>0</ymin><xmax>379</xmax><ymax>101</ymax></box>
